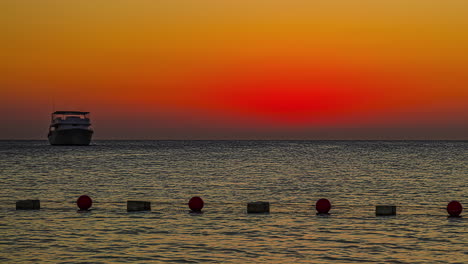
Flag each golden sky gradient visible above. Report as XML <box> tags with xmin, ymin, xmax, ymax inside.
<box><xmin>1</xmin><ymin>1</ymin><xmax>467</xmax><ymax>139</ymax></box>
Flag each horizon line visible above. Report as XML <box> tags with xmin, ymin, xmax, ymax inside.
<box><xmin>1</xmin><ymin>139</ymin><xmax>467</xmax><ymax>141</ymax></box>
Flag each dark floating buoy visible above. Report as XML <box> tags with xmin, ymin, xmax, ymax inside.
<box><xmin>188</xmin><ymin>196</ymin><xmax>204</xmax><ymax>212</ymax></box>
<box><xmin>447</xmin><ymin>201</ymin><xmax>463</xmax><ymax>217</ymax></box>
<box><xmin>316</xmin><ymin>198</ymin><xmax>331</xmax><ymax>214</ymax></box>
<box><xmin>77</xmin><ymin>195</ymin><xmax>93</xmax><ymax>211</ymax></box>
<box><xmin>127</xmin><ymin>201</ymin><xmax>151</xmax><ymax>212</ymax></box>
<box><xmin>16</xmin><ymin>200</ymin><xmax>40</xmax><ymax>210</ymax></box>
<box><xmin>247</xmin><ymin>201</ymin><xmax>270</xmax><ymax>214</ymax></box>
<box><xmin>376</xmin><ymin>205</ymin><xmax>397</xmax><ymax>216</ymax></box>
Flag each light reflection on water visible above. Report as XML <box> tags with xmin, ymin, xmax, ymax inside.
<box><xmin>0</xmin><ymin>140</ymin><xmax>467</xmax><ymax>263</ymax></box>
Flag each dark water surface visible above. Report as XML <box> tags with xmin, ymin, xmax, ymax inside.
<box><xmin>0</xmin><ymin>140</ymin><xmax>467</xmax><ymax>263</ymax></box>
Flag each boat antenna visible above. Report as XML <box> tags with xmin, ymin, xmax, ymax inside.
<box><xmin>51</xmin><ymin>93</ymin><xmax>55</xmax><ymax>112</ymax></box>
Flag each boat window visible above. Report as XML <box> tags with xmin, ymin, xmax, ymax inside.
<box><xmin>66</xmin><ymin>116</ymin><xmax>81</xmax><ymax>120</ymax></box>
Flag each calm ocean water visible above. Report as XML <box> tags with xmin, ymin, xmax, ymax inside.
<box><xmin>0</xmin><ymin>140</ymin><xmax>466</xmax><ymax>263</ymax></box>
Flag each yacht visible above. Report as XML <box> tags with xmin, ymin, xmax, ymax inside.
<box><xmin>48</xmin><ymin>111</ymin><xmax>93</xmax><ymax>145</ymax></box>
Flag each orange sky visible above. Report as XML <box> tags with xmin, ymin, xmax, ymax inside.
<box><xmin>1</xmin><ymin>1</ymin><xmax>467</xmax><ymax>139</ymax></box>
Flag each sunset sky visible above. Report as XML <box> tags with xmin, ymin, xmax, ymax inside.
<box><xmin>1</xmin><ymin>1</ymin><xmax>467</xmax><ymax>139</ymax></box>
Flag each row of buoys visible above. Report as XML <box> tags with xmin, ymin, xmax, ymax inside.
<box><xmin>15</xmin><ymin>196</ymin><xmax>464</xmax><ymax>217</ymax></box>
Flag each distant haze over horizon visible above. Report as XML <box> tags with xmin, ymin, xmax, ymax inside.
<box><xmin>1</xmin><ymin>113</ymin><xmax>467</xmax><ymax>140</ymax></box>
<box><xmin>1</xmin><ymin>1</ymin><xmax>467</xmax><ymax>140</ymax></box>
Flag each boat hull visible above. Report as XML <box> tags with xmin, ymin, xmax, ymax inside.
<box><xmin>48</xmin><ymin>129</ymin><xmax>93</xmax><ymax>146</ymax></box>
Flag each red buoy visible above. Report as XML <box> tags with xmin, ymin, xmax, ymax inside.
<box><xmin>188</xmin><ymin>196</ymin><xmax>204</xmax><ymax>212</ymax></box>
<box><xmin>447</xmin><ymin>201</ymin><xmax>463</xmax><ymax>217</ymax></box>
<box><xmin>77</xmin><ymin>195</ymin><xmax>93</xmax><ymax>210</ymax></box>
<box><xmin>316</xmin><ymin>198</ymin><xmax>331</xmax><ymax>214</ymax></box>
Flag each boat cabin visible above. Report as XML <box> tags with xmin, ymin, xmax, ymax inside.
<box><xmin>51</xmin><ymin>111</ymin><xmax>91</xmax><ymax>125</ymax></box>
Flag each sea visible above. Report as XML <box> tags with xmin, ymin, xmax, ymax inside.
<box><xmin>0</xmin><ymin>140</ymin><xmax>466</xmax><ymax>263</ymax></box>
